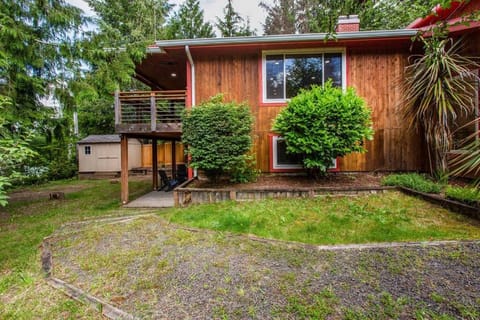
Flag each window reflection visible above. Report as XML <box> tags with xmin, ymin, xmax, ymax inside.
<box><xmin>265</xmin><ymin>52</ymin><xmax>343</xmax><ymax>101</ymax></box>
<box><xmin>266</xmin><ymin>55</ymin><xmax>284</xmax><ymax>99</ymax></box>
<box><xmin>285</xmin><ymin>54</ymin><xmax>322</xmax><ymax>98</ymax></box>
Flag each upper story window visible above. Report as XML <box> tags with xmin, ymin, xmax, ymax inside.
<box><xmin>262</xmin><ymin>49</ymin><xmax>345</xmax><ymax>103</ymax></box>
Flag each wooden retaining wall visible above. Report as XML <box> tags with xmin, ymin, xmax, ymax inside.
<box><xmin>174</xmin><ymin>180</ymin><xmax>393</xmax><ymax>207</ymax></box>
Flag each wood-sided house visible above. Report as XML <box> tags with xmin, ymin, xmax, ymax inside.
<box><xmin>115</xmin><ymin>0</ymin><xmax>480</xmax><ymax>204</ymax></box>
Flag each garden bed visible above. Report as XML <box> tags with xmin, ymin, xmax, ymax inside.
<box><xmin>174</xmin><ymin>173</ymin><xmax>389</xmax><ymax>207</ymax></box>
<box><xmin>399</xmin><ymin>187</ymin><xmax>480</xmax><ymax>219</ymax></box>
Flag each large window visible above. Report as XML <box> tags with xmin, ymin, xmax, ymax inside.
<box><xmin>263</xmin><ymin>50</ymin><xmax>345</xmax><ymax>102</ymax></box>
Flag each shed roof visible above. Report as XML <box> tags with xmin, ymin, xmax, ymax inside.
<box><xmin>77</xmin><ymin>134</ymin><xmax>121</xmax><ymax>144</ymax></box>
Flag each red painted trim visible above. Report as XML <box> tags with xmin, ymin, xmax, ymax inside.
<box><xmin>407</xmin><ymin>1</ymin><xmax>464</xmax><ymax>28</ymax></box>
<box><xmin>268</xmin><ymin>134</ymin><xmax>340</xmax><ymax>173</ymax></box>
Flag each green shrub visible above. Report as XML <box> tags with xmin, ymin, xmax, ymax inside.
<box><xmin>272</xmin><ymin>82</ymin><xmax>373</xmax><ymax>176</ymax></box>
<box><xmin>445</xmin><ymin>186</ymin><xmax>480</xmax><ymax>206</ymax></box>
<box><xmin>229</xmin><ymin>155</ymin><xmax>260</xmax><ymax>183</ymax></box>
<box><xmin>382</xmin><ymin>173</ymin><xmax>441</xmax><ymax>194</ymax></box>
<box><xmin>182</xmin><ymin>95</ymin><xmax>254</xmax><ymax>182</ymax></box>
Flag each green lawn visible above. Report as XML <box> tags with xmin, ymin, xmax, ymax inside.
<box><xmin>162</xmin><ymin>191</ymin><xmax>480</xmax><ymax>244</ymax></box>
<box><xmin>0</xmin><ymin>178</ymin><xmax>151</xmax><ymax>319</ymax></box>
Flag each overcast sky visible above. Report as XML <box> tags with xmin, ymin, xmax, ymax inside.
<box><xmin>66</xmin><ymin>0</ymin><xmax>272</xmax><ymax>35</ymax></box>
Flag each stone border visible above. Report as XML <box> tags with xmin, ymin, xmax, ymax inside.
<box><xmin>398</xmin><ymin>187</ymin><xmax>480</xmax><ymax>220</ymax></box>
<box><xmin>174</xmin><ymin>178</ymin><xmax>394</xmax><ymax>207</ymax></box>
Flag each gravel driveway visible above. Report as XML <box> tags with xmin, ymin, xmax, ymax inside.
<box><xmin>51</xmin><ymin>215</ymin><xmax>480</xmax><ymax>319</ymax></box>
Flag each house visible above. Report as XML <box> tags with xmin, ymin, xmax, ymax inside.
<box><xmin>77</xmin><ymin>135</ymin><xmax>142</xmax><ymax>178</ymax></box>
<box><xmin>114</xmin><ymin>0</ymin><xmax>480</xmax><ymax>204</ymax></box>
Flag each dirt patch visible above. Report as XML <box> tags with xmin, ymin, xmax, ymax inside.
<box><xmin>191</xmin><ymin>172</ymin><xmax>384</xmax><ymax>190</ymax></box>
<box><xmin>7</xmin><ymin>184</ymin><xmax>89</xmax><ymax>203</ymax></box>
<box><xmin>50</xmin><ymin>215</ymin><xmax>480</xmax><ymax>319</ymax></box>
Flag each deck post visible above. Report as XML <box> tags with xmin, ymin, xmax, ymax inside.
<box><xmin>120</xmin><ymin>135</ymin><xmax>129</xmax><ymax>204</ymax></box>
<box><xmin>114</xmin><ymin>90</ymin><xmax>120</xmax><ymax>125</ymax></box>
<box><xmin>172</xmin><ymin>140</ymin><xmax>177</xmax><ymax>179</ymax></box>
<box><xmin>150</xmin><ymin>92</ymin><xmax>156</xmax><ymax>132</ymax></box>
<box><xmin>152</xmin><ymin>138</ymin><xmax>158</xmax><ymax>190</ymax></box>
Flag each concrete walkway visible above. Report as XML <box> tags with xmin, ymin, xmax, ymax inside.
<box><xmin>124</xmin><ymin>190</ymin><xmax>174</xmax><ymax>208</ymax></box>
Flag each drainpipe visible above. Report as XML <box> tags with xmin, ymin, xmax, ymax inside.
<box><xmin>185</xmin><ymin>45</ymin><xmax>198</xmax><ymax>178</ymax></box>
<box><xmin>185</xmin><ymin>45</ymin><xmax>195</xmax><ymax>106</ymax></box>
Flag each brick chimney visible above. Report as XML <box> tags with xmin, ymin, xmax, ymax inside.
<box><xmin>336</xmin><ymin>15</ymin><xmax>360</xmax><ymax>32</ymax></box>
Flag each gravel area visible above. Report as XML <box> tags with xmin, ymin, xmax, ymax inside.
<box><xmin>51</xmin><ymin>215</ymin><xmax>480</xmax><ymax>319</ymax></box>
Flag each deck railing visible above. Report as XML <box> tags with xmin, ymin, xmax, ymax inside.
<box><xmin>115</xmin><ymin>90</ymin><xmax>186</xmax><ymax>133</ymax></box>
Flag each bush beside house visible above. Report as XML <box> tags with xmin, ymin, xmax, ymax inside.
<box><xmin>182</xmin><ymin>95</ymin><xmax>255</xmax><ymax>182</ymax></box>
<box><xmin>273</xmin><ymin>82</ymin><xmax>374</xmax><ymax>176</ymax></box>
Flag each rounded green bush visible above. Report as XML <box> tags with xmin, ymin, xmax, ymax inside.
<box><xmin>273</xmin><ymin>82</ymin><xmax>374</xmax><ymax>174</ymax></box>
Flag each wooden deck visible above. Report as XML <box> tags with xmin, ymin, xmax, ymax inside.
<box><xmin>114</xmin><ymin>90</ymin><xmax>186</xmax><ymax>135</ymax></box>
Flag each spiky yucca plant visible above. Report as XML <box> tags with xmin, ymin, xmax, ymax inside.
<box><xmin>401</xmin><ymin>34</ymin><xmax>480</xmax><ymax>175</ymax></box>
<box><xmin>449</xmin><ymin>118</ymin><xmax>480</xmax><ymax>183</ymax></box>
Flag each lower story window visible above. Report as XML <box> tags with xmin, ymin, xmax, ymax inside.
<box><xmin>270</xmin><ymin>135</ymin><xmax>339</xmax><ymax>172</ymax></box>
<box><xmin>272</xmin><ymin>136</ymin><xmax>303</xmax><ymax>170</ymax></box>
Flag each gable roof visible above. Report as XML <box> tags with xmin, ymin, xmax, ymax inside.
<box><xmin>77</xmin><ymin>135</ymin><xmax>121</xmax><ymax>144</ymax></box>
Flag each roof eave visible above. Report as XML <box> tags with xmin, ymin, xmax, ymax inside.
<box><xmin>152</xmin><ymin>30</ymin><xmax>418</xmax><ymax>50</ymax></box>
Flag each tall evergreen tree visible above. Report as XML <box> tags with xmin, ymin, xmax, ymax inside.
<box><xmin>261</xmin><ymin>0</ymin><xmax>441</xmax><ymax>35</ymax></box>
<box><xmin>216</xmin><ymin>0</ymin><xmax>255</xmax><ymax>37</ymax></box>
<box><xmin>0</xmin><ymin>0</ymin><xmax>84</xmax><ymax>192</ymax></box>
<box><xmin>0</xmin><ymin>0</ymin><xmax>83</xmax><ymax>127</ymax></box>
<box><xmin>72</xmin><ymin>0</ymin><xmax>171</xmax><ymax>136</ymax></box>
<box><xmin>166</xmin><ymin>0</ymin><xmax>215</xmax><ymax>39</ymax></box>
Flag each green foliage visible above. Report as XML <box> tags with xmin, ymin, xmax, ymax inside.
<box><xmin>215</xmin><ymin>0</ymin><xmax>255</xmax><ymax>37</ymax></box>
<box><xmin>449</xmin><ymin>119</ymin><xmax>480</xmax><ymax>184</ymax></box>
<box><xmin>165</xmin><ymin>0</ymin><xmax>215</xmax><ymax>39</ymax></box>
<box><xmin>260</xmin><ymin>0</ymin><xmax>440</xmax><ymax>35</ymax></box>
<box><xmin>382</xmin><ymin>173</ymin><xmax>442</xmax><ymax>194</ymax></box>
<box><xmin>401</xmin><ymin>33</ymin><xmax>480</xmax><ymax>175</ymax></box>
<box><xmin>0</xmin><ymin>177</ymin><xmax>11</xmax><ymax>207</ymax></box>
<box><xmin>445</xmin><ymin>186</ymin><xmax>480</xmax><ymax>206</ymax></box>
<box><xmin>182</xmin><ymin>95</ymin><xmax>253</xmax><ymax>181</ymax></box>
<box><xmin>75</xmin><ymin>0</ymin><xmax>171</xmax><ymax>136</ymax></box>
<box><xmin>272</xmin><ymin>82</ymin><xmax>373</xmax><ymax>174</ymax></box>
<box><xmin>229</xmin><ymin>155</ymin><xmax>260</xmax><ymax>183</ymax></box>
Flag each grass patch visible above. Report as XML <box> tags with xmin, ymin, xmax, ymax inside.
<box><xmin>162</xmin><ymin>191</ymin><xmax>480</xmax><ymax>245</ymax></box>
<box><xmin>445</xmin><ymin>185</ymin><xmax>480</xmax><ymax>206</ymax></box>
<box><xmin>382</xmin><ymin>173</ymin><xmax>442</xmax><ymax>193</ymax></box>
<box><xmin>0</xmin><ymin>178</ymin><xmax>151</xmax><ymax>319</ymax></box>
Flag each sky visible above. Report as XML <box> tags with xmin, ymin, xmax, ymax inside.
<box><xmin>66</xmin><ymin>0</ymin><xmax>273</xmax><ymax>35</ymax></box>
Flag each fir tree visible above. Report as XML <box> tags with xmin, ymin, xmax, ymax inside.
<box><xmin>216</xmin><ymin>0</ymin><xmax>255</xmax><ymax>37</ymax></box>
<box><xmin>166</xmin><ymin>0</ymin><xmax>215</xmax><ymax>39</ymax></box>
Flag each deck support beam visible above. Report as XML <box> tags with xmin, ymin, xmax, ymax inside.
<box><xmin>172</xmin><ymin>140</ymin><xmax>177</xmax><ymax>180</ymax></box>
<box><xmin>152</xmin><ymin>138</ymin><xmax>158</xmax><ymax>190</ymax></box>
<box><xmin>120</xmin><ymin>135</ymin><xmax>129</xmax><ymax>204</ymax></box>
